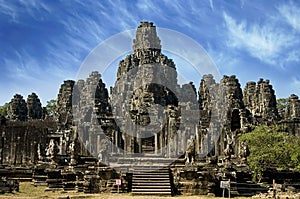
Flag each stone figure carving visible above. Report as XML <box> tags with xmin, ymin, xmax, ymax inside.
<box><xmin>185</xmin><ymin>136</ymin><xmax>195</xmax><ymax>164</ymax></box>
<box><xmin>68</xmin><ymin>140</ymin><xmax>77</xmax><ymax>165</ymax></box>
<box><xmin>224</xmin><ymin>133</ymin><xmax>233</xmax><ymax>161</ymax></box>
<box><xmin>239</xmin><ymin>141</ymin><xmax>250</xmax><ymax>163</ymax></box>
<box><xmin>98</xmin><ymin>138</ymin><xmax>109</xmax><ymax>164</ymax></box>
<box><xmin>48</xmin><ymin>139</ymin><xmax>59</xmax><ymax>164</ymax></box>
<box><xmin>37</xmin><ymin>143</ymin><xmax>42</xmax><ymax>161</ymax></box>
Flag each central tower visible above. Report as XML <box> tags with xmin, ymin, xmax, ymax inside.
<box><xmin>111</xmin><ymin>22</ymin><xmax>189</xmax><ymax>156</ymax></box>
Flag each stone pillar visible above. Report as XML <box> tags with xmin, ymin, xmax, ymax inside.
<box><xmin>159</xmin><ymin>131</ymin><xmax>164</xmax><ymax>155</ymax></box>
<box><xmin>97</xmin><ymin>135</ymin><xmax>101</xmax><ymax>155</ymax></box>
<box><xmin>175</xmin><ymin>133</ymin><xmax>178</xmax><ymax>156</ymax></box>
<box><xmin>195</xmin><ymin>125</ymin><xmax>200</xmax><ymax>156</ymax></box>
<box><xmin>137</xmin><ymin>133</ymin><xmax>142</xmax><ymax>153</ymax></box>
<box><xmin>181</xmin><ymin>130</ymin><xmax>186</xmax><ymax>155</ymax></box>
<box><xmin>115</xmin><ymin>130</ymin><xmax>119</xmax><ymax>153</ymax></box>
<box><xmin>154</xmin><ymin>133</ymin><xmax>158</xmax><ymax>154</ymax></box>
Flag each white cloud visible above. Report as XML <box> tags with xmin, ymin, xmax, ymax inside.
<box><xmin>0</xmin><ymin>0</ymin><xmax>51</xmax><ymax>23</ymax></box>
<box><xmin>278</xmin><ymin>2</ymin><xmax>300</xmax><ymax>32</ymax></box>
<box><xmin>209</xmin><ymin>0</ymin><xmax>214</xmax><ymax>10</ymax></box>
<box><xmin>0</xmin><ymin>1</ymin><xmax>19</xmax><ymax>22</ymax></box>
<box><xmin>286</xmin><ymin>50</ymin><xmax>300</xmax><ymax>63</ymax></box>
<box><xmin>223</xmin><ymin>12</ymin><xmax>295</xmax><ymax>66</ymax></box>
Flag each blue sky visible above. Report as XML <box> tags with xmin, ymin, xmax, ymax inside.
<box><xmin>0</xmin><ymin>0</ymin><xmax>300</xmax><ymax>106</ymax></box>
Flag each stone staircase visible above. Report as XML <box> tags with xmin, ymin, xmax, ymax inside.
<box><xmin>132</xmin><ymin>166</ymin><xmax>172</xmax><ymax>195</ymax></box>
<box><xmin>225</xmin><ymin>170</ymin><xmax>268</xmax><ymax>197</ymax></box>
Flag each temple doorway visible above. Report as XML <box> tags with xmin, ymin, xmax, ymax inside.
<box><xmin>141</xmin><ymin>133</ymin><xmax>155</xmax><ymax>154</ymax></box>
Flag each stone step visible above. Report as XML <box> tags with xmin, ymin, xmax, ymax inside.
<box><xmin>133</xmin><ymin>185</ymin><xmax>171</xmax><ymax>189</ymax></box>
<box><xmin>133</xmin><ymin>169</ymin><xmax>169</xmax><ymax>172</ymax></box>
<box><xmin>133</xmin><ymin>174</ymin><xmax>169</xmax><ymax>177</ymax></box>
<box><xmin>132</xmin><ymin>184</ymin><xmax>170</xmax><ymax>188</ymax></box>
<box><xmin>133</xmin><ymin>178</ymin><xmax>170</xmax><ymax>181</ymax></box>
<box><xmin>132</xmin><ymin>167</ymin><xmax>171</xmax><ymax>196</ymax></box>
<box><xmin>133</xmin><ymin>180</ymin><xmax>170</xmax><ymax>184</ymax></box>
<box><xmin>132</xmin><ymin>188</ymin><xmax>171</xmax><ymax>192</ymax></box>
<box><xmin>132</xmin><ymin>192</ymin><xmax>171</xmax><ymax>195</ymax></box>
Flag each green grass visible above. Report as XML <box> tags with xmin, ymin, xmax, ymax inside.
<box><xmin>0</xmin><ymin>182</ymin><xmax>252</xmax><ymax>199</ymax></box>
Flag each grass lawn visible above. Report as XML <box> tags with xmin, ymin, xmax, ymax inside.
<box><xmin>0</xmin><ymin>182</ymin><xmax>247</xmax><ymax>199</ymax></box>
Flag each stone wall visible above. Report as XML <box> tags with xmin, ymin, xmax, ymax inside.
<box><xmin>0</xmin><ymin>120</ymin><xmax>56</xmax><ymax>165</ymax></box>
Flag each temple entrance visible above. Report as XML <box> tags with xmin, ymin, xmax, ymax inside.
<box><xmin>142</xmin><ymin>136</ymin><xmax>155</xmax><ymax>154</ymax></box>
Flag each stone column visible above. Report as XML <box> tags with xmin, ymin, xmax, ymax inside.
<box><xmin>195</xmin><ymin>125</ymin><xmax>200</xmax><ymax>156</ymax></box>
<box><xmin>175</xmin><ymin>133</ymin><xmax>178</xmax><ymax>156</ymax></box>
<box><xmin>182</xmin><ymin>130</ymin><xmax>186</xmax><ymax>155</ymax></box>
<box><xmin>154</xmin><ymin>133</ymin><xmax>158</xmax><ymax>154</ymax></box>
<box><xmin>97</xmin><ymin>135</ymin><xmax>101</xmax><ymax>155</ymax></box>
<box><xmin>137</xmin><ymin>133</ymin><xmax>142</xmax><ymax>153</ymax></box>
<box><xmin>159</xmin><ymin>131</ymin><xmax>164</xmax><ymax>155</ymax></box>
<box><xmin>115</xmin><ymin>130</ymin><xmax>119</xmax><ymax>153</ymax></box>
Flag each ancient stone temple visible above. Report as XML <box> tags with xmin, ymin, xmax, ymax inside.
<box><xmin>73</xmin><ymin>71</ymin><xmax>111</xmax><ymax>157</ymax></box>
<box><xmin>285</xmin><ymin>94</ymin><xmax>300</xmax><ymax>120</ymax></box>
<box><xmin>281</xmin><ymin>94</ymin><xmax>300</xmax><ymax>136</ymax></box>
<box><xmin>243</xmin><ymin>78</ymin><xmax>278</xmax><ymax>124</ymax></box>
<box><xmin>27</xmin><ymin>92</ymin><xmax>43</xmax><ymax>120</ymax></box>
<box><xmin>56</xmin><ymin>80</ymin><xmax>75</xmax><ymax>129</ymax></box>
<box><xmin>107</xmin><ymin>21</ymin><xmax>198</xmax><ymax>158</ymax></box>
<box><xmin>7</xmin><ymin>94</ymin><xmax>28</xmax><ymax>121</ymax></box>
<box><xmin>1</xmin><ymin>21</ymin><xmax>300</xmax><ymax>197</ymax></box>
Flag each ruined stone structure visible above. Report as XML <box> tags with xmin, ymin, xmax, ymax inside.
<box><xmin>27</xmin><ymin>92</ymin><xmax>43</xmax><ymax>120</ymax></box>
<box><xmin>7</xmin><ymin>94</ymin><xmax>28</xmax><ymax>121</ymax></box>
<box><xmin>72</xmin><ymin>71</ymin><xmax>111</xmax><ymax>158</ymax></box>
<box><xmin>243</xmin><ymin>79</ymin><xmax>278</xmax><ymax>124</ymax></box>
<box><xmin>109</xmin><ymin>22</ymin><xmax>198</xmax><ymax>158</ymax></box>
<box><xmin>1</xmin><ymin>21</ymin><xmax>300</xmax><ymax>196</ymax></box>
<box><xmin>56</xmin><ymin>80</ymin><xmax>75</xmax><ymax>129</ymax></box>
<box><xmin>285</xmin><ymin>94</ymin><xmax>300</xmax><ymax>120</ymax></box>
<box><xmin>280</xmin><ymin>94</ymin><xmax>300</xmax><ymax>136</ymax></box>
<box><xmin>6</xmin><ymin>93</ymin><xmax>44</xmax><ymax>121</ymax></box>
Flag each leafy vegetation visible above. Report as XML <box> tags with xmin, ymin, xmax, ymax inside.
<box><xmin>45</xmin><ymin>99</ymin><xmax>56</xmax><ymax>116</ymax></box>
<box><xmin>239</xmin><ymin>125</ymin><xmax>300</xmax><ymax>182</ymax></box>
<box><xmin>0</xmin><ymin>103</ymin><xmax>9</xmax><ymax>116</ymax></box>
<box><xmin>277</xmin><ymin>98</ymin><xmax>288</xmax><ymax>112</ymax></box>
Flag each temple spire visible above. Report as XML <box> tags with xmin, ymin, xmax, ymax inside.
<box><xmin>133</xmin><ymin>21</ymin><xmax>161</xmax><ymax>53</ymax></box>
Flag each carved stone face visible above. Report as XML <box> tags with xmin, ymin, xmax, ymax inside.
<box><xmin>129</xmin><ymin>83</ymin><xmax>179</xmax><ymax>127</ymax></box>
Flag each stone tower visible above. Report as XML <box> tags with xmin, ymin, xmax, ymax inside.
<box><xmin>243</xmin><ymin>78</ymin><xmax>278</xmax><ymax>123</ymax></box>
<box><xmin>27</xmin><ymin>92</ymin><xmax>43</xmax><ymax>120</ymax></box>
<box><xmin>56</xmin><ymin>80</ymin><xmax>75</xmax><ymax>129</ymax></box>
<box><xmin>7</xmin><ymin>94</ymin><xmax>28</xmax><ymax>121</ymax></box>
<box><xmin>111</xmin><ymin>22</ymin><xmax>197</xmax><ymax>157</ymax></box>
<box><xmin>285</xmin><ymin>94</ymin><xmax>300</xmax><ymax>120</ymax></box>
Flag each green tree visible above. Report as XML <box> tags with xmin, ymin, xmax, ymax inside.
<box><xmin>0</xmin><ymin>103</ymin><xmax>9</xmax><ymax>116</ymax></box>
<box><xmin>45</xmin><ymin>99</ymin><xmax>56</xmax><ymax>116</ymax></box>
<box><xmin>239</xmin><ymin>125</ymin><xmax>300</xmax><ymax>182</ymax></box>
<box><xmin>277</xmin><ymin>98</ymin><xmax>288</xmax><ymax>112</ymax></box>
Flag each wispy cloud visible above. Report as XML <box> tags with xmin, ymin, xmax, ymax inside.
<box><xmin>278</xmin><ymin>2</ymin><xmax>300</xmax><ymax>32</ymax></box>
<box><xmin>223</xmin><ymin>12</ymin><xmax>296</xmax><ymax>66</ymax></box>
<box><xmin>0</xmin><ymin>1</ymin><xmax>19</xmax><ymax>22</ymax></box>
<box><xmin>209</xmin><ymin>0</ymin><xmax>214</xmax><ymax>10</ymax></box>
<box><xmin>0</xmin><ymin>0</ymin><xmax>51</xmax><ymax>23</ymax></box>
